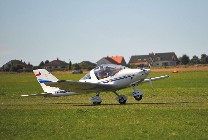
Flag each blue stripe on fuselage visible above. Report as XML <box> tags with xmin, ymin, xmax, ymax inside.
<box><xmin>102</xmin><ymin>75</ymin><xmax>135</xmax><ymax>83</ymax></box>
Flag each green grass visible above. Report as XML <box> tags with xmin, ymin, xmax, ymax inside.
<box><xmin>0</xmin><ymin>71</ymin><xmax>208</xmax><ymax>139</ymax></box>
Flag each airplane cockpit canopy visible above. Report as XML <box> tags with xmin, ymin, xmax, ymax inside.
<box><xmin>94</xmin><ymin>64</ymin><xmax>126</xmax><ymax>79</ymax></box>
<box><xmin>81</xmin><ymin>64</ymin><xmax>127</xmax><ymax>80</ymax></box>
<box><xmin>81</xmin><ymin>72</ymin><xmax>91</xmax><ymax>80</ymax></box>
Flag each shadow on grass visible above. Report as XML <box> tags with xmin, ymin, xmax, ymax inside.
<box><xmin>50</xmin><ymin>101</ymin><xmax>198</xmax><ymax>107</ymax></box>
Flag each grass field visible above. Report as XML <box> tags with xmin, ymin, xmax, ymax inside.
<box><xmin>0</xmin><ymin>70</ymin><xmax>208</xmax><ymax>139</ymax></box>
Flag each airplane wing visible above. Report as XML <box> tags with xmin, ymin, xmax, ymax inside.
<box><xmin>21</xmin><ymin>93</ymin><xmax>53</xmax><ymax>97</ymax></box>
<box><xmin>142</xmin><ymin>75</ymin><xmax>169</xmax><ymax>83</ymax></box>
<box><xmin>45</xmin><ymin>80</ymin><xmax>116</xmax><ymax>94</ymax></box>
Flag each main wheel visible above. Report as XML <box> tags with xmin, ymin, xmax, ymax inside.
<box><xmin>116</xmin><ymin>95</ymin><xmax>127</xmax><ymax>104</ymax></box>
<box><xmin>119</xmin><ymin>97</ymin><xmax>126</xmax><ymax>104</ymax></box>
<box><xmin>90</xmin><ymin>96</ymin><xmax>102</xmax><ymax>105</ymax></box>
<box><xmin>93</xmin><ymin>101</ymin><xmax>101</xmax><ymax>105</ymax></box>
<box><xmin>134</xmin><ymin>95</ymin><xmax>143</xmax><ymax>101</ymax></box>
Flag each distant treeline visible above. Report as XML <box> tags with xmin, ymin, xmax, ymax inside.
<box><xmin>179</xmin><ymin>53</ymin><xmax>208</xmax><ymax>65</ymax></box>
<box><xmin>0</xmin><ymin>59</ymin><xmax>96</xmax><ymax>72</ymax></box>
<box><xmin>1</xmin><ymin>53</ymin><xmax>208</xmax><ymax>72</ymax></box>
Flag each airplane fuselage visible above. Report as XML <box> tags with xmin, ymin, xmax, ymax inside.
<box><xmin>80</xmin><ymin>68</ymin><xmax>150</xmax><ymax>90</ymax></box>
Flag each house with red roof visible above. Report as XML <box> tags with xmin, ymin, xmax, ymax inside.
<box><xmin>96</xmin><ymin>56</ymin><xmax>126</xmax><ymax>66</ymax></box>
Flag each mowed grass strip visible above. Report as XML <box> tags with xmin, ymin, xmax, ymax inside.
<box><xmin>1</xmin><ymin>109</ymin><xmax>208</xmax><ymax>139</ymax></box>
<box><xmin>0</xmin><ymin>71</ymin><xmax>208</xmax><ymax>139</ymax></box>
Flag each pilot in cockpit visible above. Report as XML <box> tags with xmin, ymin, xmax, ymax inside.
<box><xmin>95</xmin><ymin>65</ymin><xmax>123</xmax><ymax>80</ymax></box>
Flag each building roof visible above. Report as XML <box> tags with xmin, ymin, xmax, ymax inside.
<box><xmin>152</xmin><ymin>52</ymin><xmax>178</xmax><ymax>61</ymax></box>
<box><xmin>111</xmin><ymin>56</ymin><xmax>124</xmax><ymax>64</ymax></box>
<box><xmin>129</xmin><ymin>52</ymin><xmax>178</xmax><ymax>64</ymax></box>
<box><xmin>105</xmin><ymin>57</ymin><xmax>119</xmax><ymax>65</ymax></box>
<box><xmin>44</xmin><ymin>59</ymin><xmax>68</xmax><ymax>66</ymax></box>
<box><xmin>96</xmin><ymin>56</ymin><xmax>126</xmax><ymax>66</ymax></box>
<box><xmin>79</xmin><ymin>61</ymin><xmax>96</xmax><ymax>68</ymax></box>
<box><xmin>129</xmin><ymin>55</ymin><xmax>149</xmax><ymax>63</ymax></box>
<box><xmin>81</xmin><ymin>61</ymin><xmax>96</xmax><ymax>65</ymax></box>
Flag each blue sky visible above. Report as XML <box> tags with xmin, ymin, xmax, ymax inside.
<box><xmin>0</xmin><ymin>0</ymin><xmax>208</xmax><ymax>66</ymax></box>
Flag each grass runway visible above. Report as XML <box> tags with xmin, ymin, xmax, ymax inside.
<box><xmin>0</xmin><ymin>70</ymin><xmax>208</xmax><ymax>139</ymax></box>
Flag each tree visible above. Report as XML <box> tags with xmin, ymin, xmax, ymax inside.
<box><xmin>39</xmin><ymin>61</ymin><xmax>45</xmax><ymax>67</ymax></box>
<box><xmin>33</xmin><ymin>66</ymin><xmax>39</xmax><ymax>70</ymax></box>
<box><xmin>45</xmin><ymin>60</ymin><xmax>50</xmax><ymax>64</ymax></box>
<box><xmin>201</xmin><ymin>54</ymin><xmax>208</xmax><ymax>64</ymax></box>
<box><xmin>190</xmin><ymin>55</ymin><xmax>200</xmax><ymax>64</ymax></box>
<box><xmin>181</xmin><ymin>54</ymin><xmax>190</xmax><ymax>65</ymax></box>
<box><xmin>206</xmin><ymin>56</ymin><xmax>208</xmax><ymax>64</ymax></box>
<box><xmin>11</xmin><ymin>64</ymin><xmax>23</xmax><ymax>72</ymax></box>
<box><xmin>69</xmin><ymin>61</ymin><xmax>72</xmax><ymax>70</ymax></box>
<box><xmin>72</xmin><ymin>63</ymin><xmax>80</xmax><ymax>70</ymax></box>
<box><xmin>28</xmin><ymin>62</ymin><xmax>32</xmax><ymax>66</ymax></box>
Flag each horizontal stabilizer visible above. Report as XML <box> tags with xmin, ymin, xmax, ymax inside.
<box><xmin>21</xmin><ymin>93</ymin><xmax>53</xmax><ymax>97</ymax></box>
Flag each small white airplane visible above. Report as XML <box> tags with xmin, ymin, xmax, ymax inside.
<box><xmin>22</xmin><ymin>64</ymin><xmax>169</xmax><ymax>105</ymax></box>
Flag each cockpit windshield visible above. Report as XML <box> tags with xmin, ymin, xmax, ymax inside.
<box><xmin>81</xmin><ymin>64</ymin><xmax>128</xmax><ymax>80</ymax></box>
<box><xmin>94</xmin><ymin>64</ymin><xmax>126</xmax><ymax>80</ymax></box>
<box><xmin>81</xmin><ymin>72</ymin><xmax>91</xmax><ymax>80</ymax></box>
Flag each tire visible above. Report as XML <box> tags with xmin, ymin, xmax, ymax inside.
<box><xmin>119</xmin><ymin>97</ymin><xmax>126</xmax><ymax>104</ymax></box>
<box><xmin>134</xmin><ymin>95</ymin><xmax>143</xmax><ymax>101</ymax></box>
<box><xmin>93</xmin><ymin>101</ymin><xmax>101</xmax><ymax>105</ymax></box>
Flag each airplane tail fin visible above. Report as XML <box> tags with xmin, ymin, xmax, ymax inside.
<box><xmin>33</xmin><ymin>69</ymin><xmax>59</xmax><ymax>93</ymax></box>
<box><xmin>33</xmin><ymin>69</ymin><xmax>59</xmax><ymax>83</ymax></box>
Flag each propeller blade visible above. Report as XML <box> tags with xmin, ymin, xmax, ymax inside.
<box><xmin>148</xmin><ymin>74</ymin><xmax>153</xmax><ymax>88</ymax></box>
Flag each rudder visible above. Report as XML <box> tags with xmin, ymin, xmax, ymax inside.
<box><xmin>33</xmin><ymin>69</ymin><xmax>59</xmax><ymax>83</ymax></box>
<box><xmin>33</xmin><ymin>69</ymin><xmax>59</xmax><ymax>93</ymax></box>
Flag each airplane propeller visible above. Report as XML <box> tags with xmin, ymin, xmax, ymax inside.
<box><xmin>148</xmin><ymin>74</ymin><xmax>153</xmax><ymax>88</ymax></box>
<box><xmin>142</xmin><ymin>68</ymin><xmax>153</xmax><ymax>88</ymax></box>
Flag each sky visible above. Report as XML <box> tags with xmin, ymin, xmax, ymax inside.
<box><xmin>0</xmin><ymin>0</ymin><xmax>208</xmax><ymax>66</ymax></box>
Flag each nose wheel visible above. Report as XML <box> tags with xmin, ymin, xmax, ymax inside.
<box><xmin>133</xmin><ymin>95</ymin><xmax>143</xmax><ymax>101</ymax></box>
<box><xmin>132</xmin><ymin>85</ymin><xmax>144</xmax><ymax>101</ymax></box>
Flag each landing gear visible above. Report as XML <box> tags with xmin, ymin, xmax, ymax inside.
<box><xmin>114</xmin><ymin>91</ymin><xmax>128</xmax><ymax>105</ymax></box>
<box><xmin>133</xmin><ymin>95</ymin><xmax>143</xmax><ymax>101</ymax></box>
<box><xmin>90</xmin><ymin>93</ymin><xmax>102</xmax><ymax>105</ymax></box>
<box><xmin>132</xmin><ymin>85</ymin><xmax>144</xmax><ymax>101</ymax></box>
<box><xmin>118</xmin><ymin>95</ymin><xmax>128</xmax><ymax>104</ymax></box>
